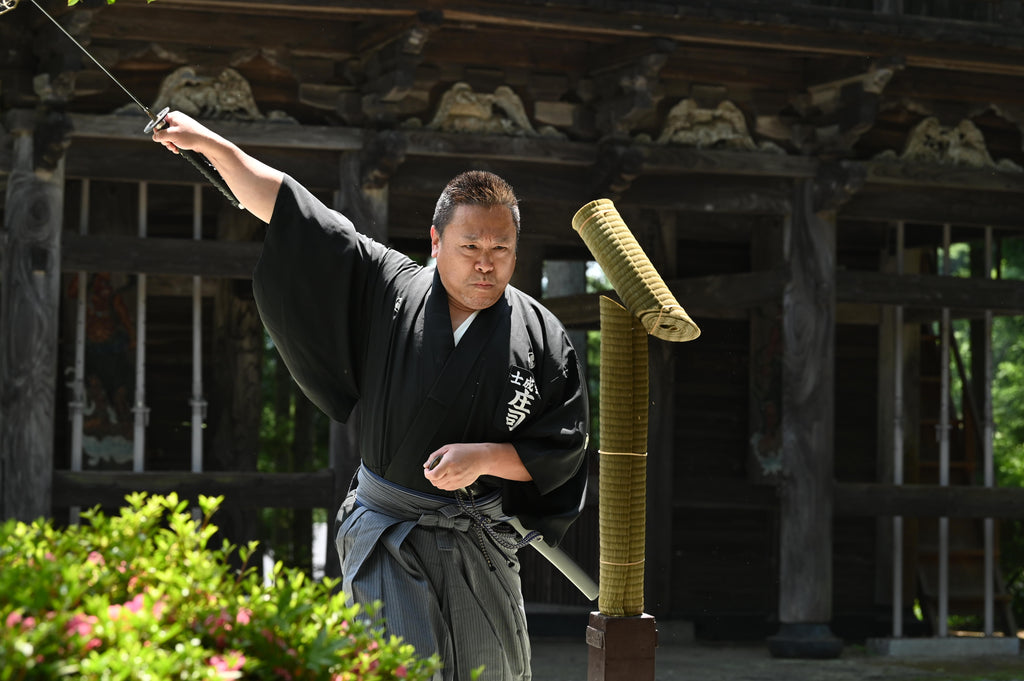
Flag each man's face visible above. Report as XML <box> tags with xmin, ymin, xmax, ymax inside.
<box><xmin>431</xmin><ymin>203</ymin><xmax>517</xmax><ymax>316</ymax></box>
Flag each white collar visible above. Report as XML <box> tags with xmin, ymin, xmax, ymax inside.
<box><xmin>453</xmin><ymin>310</ymin><xmax>480</xmax><ymax>346</ymax></box>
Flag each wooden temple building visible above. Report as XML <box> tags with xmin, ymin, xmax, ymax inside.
<box><xmin>3</xmin><ymin>0</ymin><xmax>1024</xmax><ymax>657</ymax></box>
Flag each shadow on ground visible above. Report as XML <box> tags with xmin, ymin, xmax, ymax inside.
<box><xmin>530</xmin><ymin>637</ymin><xmax>1024</xmax><ymax>681</ymax></box>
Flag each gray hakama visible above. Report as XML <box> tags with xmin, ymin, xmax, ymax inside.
<box><xmin>338</xmin><ymin>465</ymin><xmax>531</xmax><ymax>681</ymax></box>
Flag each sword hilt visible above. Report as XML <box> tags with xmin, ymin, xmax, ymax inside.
<box><xmin>147</xmin><ymin>107</ymin><xmax>244</xmax><ymax>210</ymax></box>
<box><xmin>0</xmin><ymin>0</ymin><xmax>20</xmax><ymax>17</ymax></box>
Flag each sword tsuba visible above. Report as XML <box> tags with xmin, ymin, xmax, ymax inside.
<box><xmin>143</xmin><ymin>107</ymin><xmax>171</xmax><ymax>134</ymax></box>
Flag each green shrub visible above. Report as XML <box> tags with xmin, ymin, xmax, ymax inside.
<box><xmin>0</xmin><ymin>493</ymin><xmax>440</xmax><ymax>680</ymax></box>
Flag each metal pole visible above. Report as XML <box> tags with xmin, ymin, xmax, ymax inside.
<box><xmin>190</xmin><ymin>185</ymin><xmax>206</xmax><ymax>473</ymax></box>
<box><xmin>983</xmin><ymin>226</ymin><xmax>995</xmax><ymax>636</ymax></box>
<box><xmin>892</xmin><ymin>221</ymin><xmax>905</xmax><ymax>637</ymax></box>
<box><xmin>69</xmin><ymin>179</ymin><xmax>89</xmax><ymax>524</ymax></box>
<box><xmin>132</xmin><ymin>182</ymin><xmax>149</xmax><ymax>473</ymax></box>
<box><xmin>937</xmin><ymin>223</ymin><xmax>951</xmax><ymax>638</ymax></box>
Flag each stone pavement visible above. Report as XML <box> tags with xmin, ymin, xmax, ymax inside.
<box><xmin>529</xmin><ymin>628</ymin><xmax>1024</xmax><ymax>681</ymax></box>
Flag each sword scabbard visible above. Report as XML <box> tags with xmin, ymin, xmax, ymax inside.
<box><xmin>508</xmin><ymin>517</ymin><xmax>599</xmax><ymax>601</ymax></box>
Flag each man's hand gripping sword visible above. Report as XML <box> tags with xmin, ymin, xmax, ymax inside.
<box><xmin>428</xmin><ymin>453</ymin><xmax>599</xmax><ymax>601</ymax></box>
<box><xmin>1</xmin><ymin>0</ymin><xmax>243</xmax><ymax>210</ymax></box>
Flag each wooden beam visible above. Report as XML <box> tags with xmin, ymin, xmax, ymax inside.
<box><xmin>62</xmin><ymin>232</ymin><xmax>262</xmax><ymax>279</ymax></box>
<box><xmin>61</xmin><ymin>129</ymin><xmax>343</xmax><ymax>189</ymax></box>
<box><xmin>837</xmin><ymin>270</ymin><xmax>1024</xmax><ymax>313</ymax></box>
<box><xmin>671</xmin><ymin>479</ymin><xmax>1024</xmax><ymax>520</ymax></box>
<box><xmin>52</xmin><ymin>470</ymin><xmax>336</xmax><ymax>510</ymax></box>
<box><xmin>842</xmin><ymin>186</ymin><xmax>1024</xmax><ymax>227</ymax></box>
<box><xmin>863</xmin><ymin>160</ymin><xmax>1024</xmax><ymax>194</ymax></box>
<box><xmin>87</xmin><ymin>4</ymin><xmax>357</xmax><ymax>58</ymax></box>
<box><xmin>835</xmin><ymin>482</ymin><xmax>1024</xmax><ymax>519</ymax></box>
<box><xmin>150</xmin><ymin>1</ymin><xmax>1024</xmax><ymax>76</ymax></box>
<box><xmin>68</xmin><ymin>114</ymin><xmax>364</xmax><ymax>151</ymax></box>
<box><xmin>44</xmin><ymin>115</ymin><xmax>1024</xmax><ymax>204</ymax></box>
<box><xmin>548</xmin><ymin>267</ymin><xmax>1024</xmax><ymax>328</ymax></box>
<box><xmin>642</xmin><ymin>145</ymin><xmax>817</xmax><ymax>178</ymax></box>
<box><xmin>543</xmin><ymin>269</ymin><xmax>786</xmax><ymax>327</ymax></box>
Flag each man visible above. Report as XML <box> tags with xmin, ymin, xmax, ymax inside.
<box><xmin>153</xmin><ymin>113</ymin><xmax>590</xmax><ymax>681</ymax></box>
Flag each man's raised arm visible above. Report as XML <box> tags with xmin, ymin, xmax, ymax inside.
<box><xmin>151</xmin><ymin>111</ymin><xmax>283</xmax><ymax>224</ymax></box>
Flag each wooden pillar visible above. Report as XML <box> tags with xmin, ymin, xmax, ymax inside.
<box><xmin>544</xmin><ymin>259</ymin><xmax>587</xmax><ymax>355</ymax></box>
<box><xmin>748</xmin><ymin>218</ymin><xmax>784</xmax><ymax>483</ymax></box>
<box><xmin>0</xmin><ymin>110</ymin><xmax>68</xmax><ymax>522</ymax></box>
<box><xmin>325</xmin><ymin>139</ymin><xmax>404</xmax><ymax>578</ymax></box>
<box><xmin>646</xmin><ymin>209</ymin><xmax>678</xmax><ymax>616</ymax></box>
<box><xmin>209</xmin><ymin>206</ymin><xmax>264</xmax><ymax>555</ymax></box>
<box><xmin>768</xmin><ymin>177</ymin><xmax>842</xmax><ymax>658</ymax></box>
<box><xmin>511</xmin><ymin>239</ymin><xmax>544</xmax><ymax>300</ymax></box>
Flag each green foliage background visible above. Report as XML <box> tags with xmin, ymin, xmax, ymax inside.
<box><xmin>944</xmin><ymin>236</ymin><xmax>1024</xmax><ymax>627</ymax></box>
<box><xmin>988</xmin><ymin>238</ymin><xmax>1024</xmax><ymax>623</ymax></box>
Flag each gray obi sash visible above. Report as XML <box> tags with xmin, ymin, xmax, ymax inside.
<box><xmin>353</xmin><ymin>464</ymin><xmax>505</xmax><ymax>531</ymax></box>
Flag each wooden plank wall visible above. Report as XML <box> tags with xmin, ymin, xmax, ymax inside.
<box><xmin>663</xmin><ymin>227</ymin><xmax>893</xmax><ymax>638</ymax></box>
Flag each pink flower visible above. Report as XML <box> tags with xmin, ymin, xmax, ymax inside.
<box><xmin>125</xmin><ymin>594</ymin><xmax>145</xmax><ymax>614</ymax></box>
<box><xmin>5</xmin><ymin>611</ymin><xmax>37</xmax><ymax>631</ymax></box>
<box><xmin>84</xmin><ymin>638</ymin><xmax>102</xmax><ymax>652</ymax></box>
<box><xmin>235</xmin><ymin>608</ymin><xmax>251</xmax><ymax>625</ymax></box>
<box><xmin>395</xmin><ymin>664</ymin><xmax>408</xmax><ymax>678</ymax></box>
<box><xmin>152</xmin><ymin>599</ymin><xmax>167</xmax><ymax>620</ymax></box>
<box><xmin>205</xmin><ymin>610</ymin><xmax>232</xmax><ymax>631</ymax></box>
<box><xmin>209</xmin><ymin>651</ymin><xmax>246</xmax><ymax>674</ymax></box>
<box><xmin>87</xmin><ymin>551</ymin><xmax>105</xmax><ymax>566</ymax></box>
<box><xmin>66</xmin><ymin>613</ymin><xmax>98</xmax><ymax>637</ymax></box>
<box><xmin>108</xmin><ymin>604</ymin><xmax>123</xmax><ymax>620</ymax></box>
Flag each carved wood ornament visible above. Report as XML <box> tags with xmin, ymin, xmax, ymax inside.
<box><xmin>151</xmin><ymin>66</ymin><xmax>264</xmax><ymax>121</ymax></box>
<box><xmin>876</xmin><ymin>116</ymin><xmax>1023</xmax><ymax>171</ymax></box>
<box><xmin>422</xmin><ymin>82</ymin><xmax>543</xmax><ymax>136</ymax></box>
<box><xmin>655</xmin><ymin>99</ymin><xmax>784</xmax><ymax>153</ymax></box>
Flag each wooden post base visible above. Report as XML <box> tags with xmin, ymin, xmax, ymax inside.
<box><xmin>586</xmin><ymin>612</ymin><xmax>657</xmax><ymax>681</ymax></box>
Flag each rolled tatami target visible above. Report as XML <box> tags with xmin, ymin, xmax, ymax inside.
<box><xmin>597</xmin><ymin>296</ymin><xmax>648</xmax><ymax>617</ymax></box>
<box><xmin>572</xmin><ymin>199</ymin><xmax>700</xmax><ymax>343</ymax></box>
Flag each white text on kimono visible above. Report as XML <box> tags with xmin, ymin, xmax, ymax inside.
<box><xmin>506</xmin><ymin>368</ymin><xmax>538</xmax><ymax>430</ymax></box>
<box><xmin>506</xmin><ymin>389</ymin><xmax>536</xmax><ymax>430</ymax></box>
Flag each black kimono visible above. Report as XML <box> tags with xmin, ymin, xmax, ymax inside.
<box><xmin>252</xmin><ymin>176</ymin><xmax>590</xmax><ymax>680</ymax></box>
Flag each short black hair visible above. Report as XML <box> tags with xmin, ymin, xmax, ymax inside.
<box><xmin>431</xmin><ymin>170</ymin><xmax>521</xmax><ymax>239</ymax></box>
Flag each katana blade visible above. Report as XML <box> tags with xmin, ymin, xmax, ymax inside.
<box><xmin>24</xmin><ymin>0</ymin><xmax>159</xmax><ymax>126</ymax></box>
<box><xmin>3</xmin><ymin>0</ymin><xmax>243</xmax><ymax>208</ymax></box>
